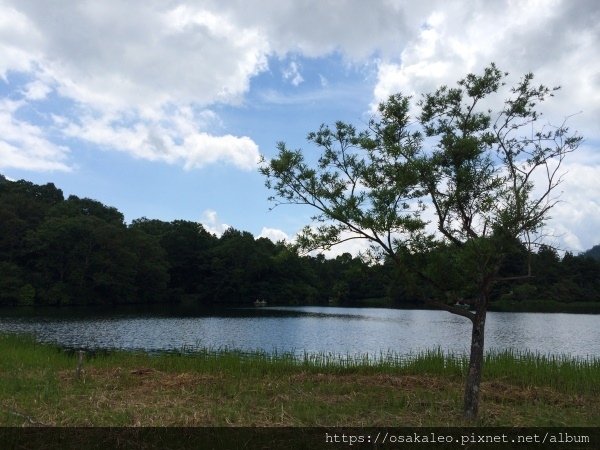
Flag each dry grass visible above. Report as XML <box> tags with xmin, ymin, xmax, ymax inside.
<box><xmin>4</xmin><ymin>366</ymin><xmax>596</xmax><ymax>427</ymax></box>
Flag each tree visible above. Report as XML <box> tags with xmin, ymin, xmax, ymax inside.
<box><xmin>583</xmin><ymin>244</ymin><xmax>600</xmax><ymax>261</ymax></box>
<box><xmin>0</xmin><ymin>176</ymin><xmax>64</xmax><ymax>264</ymax></box>
<box><xmin>260</xmin><ymin>64</ymin><xmax>581</xmax><ymax>419</ymax></box>
<box><xmin>50</xmin><ymin>195</ymin><xmax>125</xmax><ymax>226</ymax></box>
<box><xmin>28</xmin><ymin>215</ymin><xmax>137</xmax><ymax>305</ymax></box>
<box><xmin>125</xmin><ymin>228</ymin><xmax>170</xmax><ymax>304</ymax></box>
<box><xmin>131</xmin><ymin>219</ymin><xmax>217</xmax><ymax>299</ymax></box>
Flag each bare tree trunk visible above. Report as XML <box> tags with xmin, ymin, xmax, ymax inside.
<box><xmin>463</xmin><ymin>306</ymin><xmax>487</xmax><ymax>420</ymax></box>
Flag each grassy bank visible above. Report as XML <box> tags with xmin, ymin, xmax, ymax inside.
<box><xmin>1</xmin><ymin>334</ymin><xmax>599</xmax><ymax>426</ymax></box>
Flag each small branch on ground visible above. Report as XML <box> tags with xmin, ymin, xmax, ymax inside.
<box><xmin>6</xmin><ymin>409</ymin><xmax>49</xmax><ymax>426</ymax></box>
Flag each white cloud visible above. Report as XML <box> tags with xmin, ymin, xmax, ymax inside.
<box><xmin>200</xmin><ymin>209</ymin><xmax>231</xmax><ymax>237</ymax></box>
<box><xmin>372</xmin><ymin>1</ymin><xmax>600</xmax><ymax>130</ymax></box>
<box><xmin>258</xmin><ymin>227</ymin><xmax>289</xmax><ymax>243</ymax></box>
<box><xmin>369</xmin><ymin>0</ymin><xmax>600</xmax><ymax>251</ymax></box>
<box><xmin>11</xmin><ymin>1</ymin><xmax>270</xmax><ymax>111</ymax></box>
<box><xmin>313</xmin><ymin>233</ymin><xmax>373</xmax><ymax>259</ymax></box>
<box><xmin>0</xmin><ymin>4</ymin><xmax>42</xmax><ymax>77</ymax></box>
<box><xmin>22</xmin><ymin>80</ymin><xmax>52</xmax><ymax>101</ymax></box>
<box><xmin>204</xmin><ymin>0</ymin><xmax>419</xmax><ymax>59</ymax></box>
<box><xmin>60</xmin><ymin>108</ymin><xmax>260</xmax><ymax>170</ymax></box>
<box><xmin>1</xmin><ymin>0</ymin><xmax>412</xmax><ymax>173</ymax></box>
<box><xmin>1</xmin><ymin>1</ymin><xmax>268</xmax><ymax>171</ymax></box>
<box><xmin>1</xmin><ymin>0</ymin><xmax>419</xmax><ymax>109</ymax></box>
<box><xmin>282</xmin><ymin>61</ymin><xmax>304</xmax><ymax>86</ymax></box>
<box><xmin>184</xmin><ymin>133</ymin><xmax>260</xmax><ymax>170</ymax></box>
<box><xmin>542</xmin><ymin>160</ymin><xmax>600</xmax><ymax>252</ymax></box>
<box><xmin>0</xmin><ymin>100</ymin><xmax>71</xmax><ymax>171</ymax></box>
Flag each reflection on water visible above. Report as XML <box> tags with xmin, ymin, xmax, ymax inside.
<box><xmin>0</xmin><ymin>305</ymin><xmax>598</xmax><ymax>358</ymax></box>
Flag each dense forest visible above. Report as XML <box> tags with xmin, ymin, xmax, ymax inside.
<box><xmin>1</xmin><ymin>174</ymin><xmax>599</xmax><ymax>311</ymax></box>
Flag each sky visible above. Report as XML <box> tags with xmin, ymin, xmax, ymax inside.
<box><xmin>1</xmin><ymin>0</ymin><xmax>599</xmax><ymax>255</ymax></box>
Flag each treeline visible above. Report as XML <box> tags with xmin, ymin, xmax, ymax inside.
<box><xmin>493</xmin><ymin>245</ymin><xmax>600</xmax><ymax>309</ymax></box>
<box><xmin>1</xmin><ymin>174</ymin><xmax>599</xmax><ymax>309</ymax></box>
<box><xmin>0</xmin><ymin>175</ymin><xmax>391</xmax><ymax>307</ymax></box>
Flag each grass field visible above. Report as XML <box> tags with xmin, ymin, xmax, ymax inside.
<box><xmin>1</xmin><ymin>334</ymin><xmax>598</xmax><ymax>426</ymax></box>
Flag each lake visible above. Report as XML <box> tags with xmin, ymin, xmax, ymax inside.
<box><xmin>0</xmin><ymin>305</ymin><xmax>598</xmax><ymax>358</ymax></box>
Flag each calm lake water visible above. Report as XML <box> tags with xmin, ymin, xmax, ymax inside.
<box><xmin>0</xmin><ymin>306</ymin><xmax>599</xmax><ymax>358</ymax></box>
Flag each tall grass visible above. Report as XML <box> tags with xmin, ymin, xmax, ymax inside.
<box><xmin>129</xmin><ymin>345</ymin><xmax>600</xmax><ymax>394</ymax></box>
<box><xmin>1</xmin><ymin>334</ymin><xmax>599</xmax><ymax>395</ymax></box>
<box><xmin>0</xmin><ymin>334</ymin><xmax>71</xmax><ymax>371</ymax></box>
<box><xmin>484</xmin><ymin>349</ymin><xmax>600</xmax><ymax>394</ymax></box>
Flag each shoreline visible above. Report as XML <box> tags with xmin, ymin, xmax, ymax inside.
<box><xmin>1</xmin><ymin>299</ymin><xmax>600</xmax><ymax>314</ymax></box>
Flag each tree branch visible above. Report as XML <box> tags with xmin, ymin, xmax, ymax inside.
<box><xmin>423</xmin><ymin>298</ymin><xmax>476</xmax><ymax>321</ymax></box>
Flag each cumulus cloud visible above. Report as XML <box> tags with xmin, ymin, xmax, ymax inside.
<box><xmin>3</xmin><ymin>1</ymin><xmax>598</xmax><ymax>166</ymax></box>
<box><xmin>9</xmin><ymin>1</ymin><xmax>270</xmax><ymax>110</ymax></box>
<box><xmin>372</xmin><ymin>0</ymin><xmax>600</xmax><ymax>130</ymax></box>
<box><xmin>258</xmin><ymin>227</ymin><xmax>290</xmax><ymax>243</ymax></box>
<box><xmin>200</xmin><ymin>209</ymin><xmax>231</xmax><ymax>237</ymax></box>
<box><xmin>0</xmin><ymin>5</ymin><xmax>41</xmax><ymax>76</ymax></box>
<box><xmin>1</xmin><ymin>0</ymin><xmax>268</xmax><ymax>171</ymax></box>
<box><xmin>542</xmin><ymin>161</ymin><xmax>600</xmax><ymax>251</ymax></box>
<box><xmin>257</xmin><ymin>224</ymin><xmax>374</xmax><ymax>257</ymax></box>
<box><xmin>203</xmin><ymin>0</ymin><xmax>419</xmax><ymax>59</ymax></box>
<box><xmin>22</xmin><ymin>80</ymin><xmax>52</xmax><ymax>101</ymax></box>
<box><xmin>1</xmin><ymin>0</ymin><xmax>419</xmax><ymax>108</ymax></box>
<box><xmin>59</xmin><ymin>108</ymin><xmax>260</xmax><ymax>170</ymax></box>
<box><xmin>0</xmin><ymin>99</ymin><xmax>71</xmax><ymax>171</ymax></box>
<box><xmin>313</xmin><ymin>233</ymin><xmax>373</xmax><ymax>259</ymax></box>
<box><xmin>369</xmin><ymin>0</ymin><xmax>600</xmax><ymax>251</ymax></box>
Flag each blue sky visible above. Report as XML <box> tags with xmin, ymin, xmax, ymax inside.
<box><xmin>1</xmin><ymin>0</ymin><xmax>599</xmax><ymax>254</ymax></box>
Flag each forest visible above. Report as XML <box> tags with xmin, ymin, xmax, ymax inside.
<box><xmin>1</xmin><ymin>174</ymin><xmax>599</xmax><ymax>311</ymax></box>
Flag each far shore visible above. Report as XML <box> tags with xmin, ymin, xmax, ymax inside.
<box><xmin>1</xmin><ymin>298</ymin><xmax>600</xmax><ymax>314</ymax></box>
